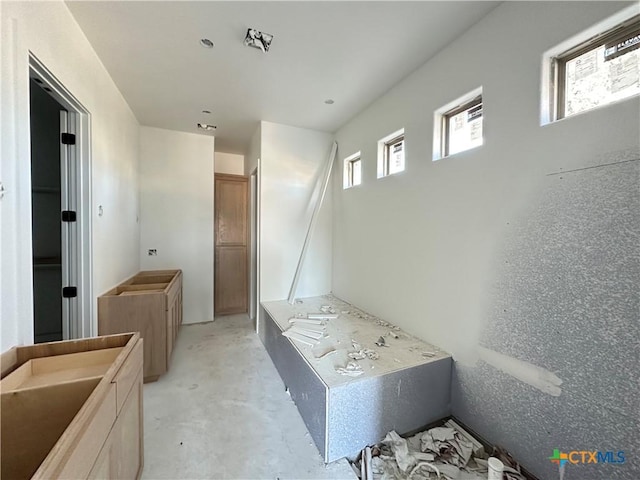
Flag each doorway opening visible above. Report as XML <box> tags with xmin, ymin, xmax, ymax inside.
<box><xmin>29</xmin><ymin>55</ymin><xmax>93</xmax><ymax>342</ymax></box>
<box><xmin>30</xmin><ymin>78</ymin><xmax>67</xmax><ymax>342</ymax></box>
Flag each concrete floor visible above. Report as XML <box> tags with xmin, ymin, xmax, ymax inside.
<box><xmin>141</xmin><ymin>314</ymin><xmax>356</xmax><ymax>480</ymax></box>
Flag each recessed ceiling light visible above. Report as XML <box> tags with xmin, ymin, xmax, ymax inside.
<box><xmin>244</xmin><ymin>28</ymin><xmax>273</xmax><ymax>53</ymax></box>
<box><xmin>197</xmin><ymin>123</ymin><xmax>216</xmax><ymax>131</ymax></box>
<box><xmin>324</xmin><ymin>99</ymin><xmax>335</xmax><ymax>105</ymax></box>
<box><xmin>202</xmin><ymin>110</ymin><xmax>212</xmax><ymax>115</ymax></box>
<box><xmin>200</xmin><ymin>38</ymin><xmax>214</xmax><ymax>48</ymax></box>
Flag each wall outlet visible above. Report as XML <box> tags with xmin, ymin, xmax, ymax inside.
<box><xmin>148</xmin><ymin>249</ymin><xmax>157</xmax><ymax>256</ymax></box>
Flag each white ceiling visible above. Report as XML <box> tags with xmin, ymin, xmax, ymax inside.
<box><xmin>66</xmin><ymin>1</ymin><xmax>500</xmax><ymax>154</ymax></box>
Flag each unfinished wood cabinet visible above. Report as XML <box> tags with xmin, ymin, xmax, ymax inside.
<box><xmin>0</xmin><ymin>333</ymin><xmax>144</xmax><ymax>480</ymax></box>
<box><xmin>98</xmin><ymin>269</ymin><xmax>182</xmax><ymax>382</ymax></box>
<box><xmin>88</xmin><ymin>374</ymin><xmax>143</xmax><ymax>480</ymax></box>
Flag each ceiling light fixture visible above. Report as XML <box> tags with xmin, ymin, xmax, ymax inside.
<box><xmin>324</xmin><ymin>99</ymin><xmax>335</xmax><ymax>105</ymax></box>
<box><xmin>244</xmin><ymin>28</ymin><xmax>273</xmax><ymax>53</ymax></box>
<box><xmin>197</xmin><ymin>123</ymin><xmax>216</xmax><ymax>131</ymax></box>
<box><xmin>200</xmin><ymin>38</ymin><xmax>214</xmax><ymax>48</ymax></box>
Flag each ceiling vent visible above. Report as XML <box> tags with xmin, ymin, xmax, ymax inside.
<box><xmin>244</xmin><ymin>28</ymin><xmax>273</xmax><ymax>53</ymax></box>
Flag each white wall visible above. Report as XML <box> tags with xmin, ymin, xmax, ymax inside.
<box><xmin>334</xmin><ymin>0</ymin><xmax>638</xmax><ymax>358</ymax></box>
<box><xmin>214</xmin><ymin>152</ymin><xmax>244</xmax><ymax>175</ymax></box>
<box><xmin>139</xmin><ymin>126</ymin><xmax>215</xmax><ymax>324</ymax></box>
<box><xmin>1</xmin><ymin>0</ymin><xmax>140</xmax><ymax>351</ymax></box>
<box><xmin>259</xmin><ymin>121</ymin><xmax>333</xmax><ymax>301</ymax></box>
<box><xmin>333</xmin><ymin>2</ymin><xmax>639</xmax><ymax>478</ymax></box>
<box><xmin>245</xmin><ymin>124</ymin><xmax>261</xmax><ymax>176</ymax></box>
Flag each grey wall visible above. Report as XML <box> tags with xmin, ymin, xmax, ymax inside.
<box><xmin>452</xmin><ymin>153</ymin><xmax>640</xmax><ymax>480</ymax></box>
<box><xmin>332</xmin><ymin>2</ymin><xmax>639</xmax><ymax>478</ymax></box>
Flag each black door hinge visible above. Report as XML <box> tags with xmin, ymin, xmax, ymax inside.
<box><xmin>62</xmin><ymin>210</ymin><xmax>77</xmax><ymax>222</ymax></box>
<box><xmin>61</xmin><ymin>133</ymin><xmax>76</xmax><ymax>145</ymax></box>
<box><xmin>62</xmin><ymin>286</ymin><xmax>77</xmax><ymax>298</ymax></box>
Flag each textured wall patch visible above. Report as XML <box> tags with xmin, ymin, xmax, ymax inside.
<box><xmin>452</xmin><ymin>157</ymin><xmax>640</xmax><ymax>480</ymax></box>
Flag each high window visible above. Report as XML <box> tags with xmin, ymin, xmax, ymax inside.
<box><xmin>443</xmin><ymin>96</ymin><xmax>483</xmax><ymax>157</ymax></box>
<box><xmin>377</xmin><ymin>129</ymin><xmax>405</xmax><ymax>178</ymax></box>
<box><xmin>542</xmin><ymin>8</ymin><xmax>639</xmax><ymax>124</ymax></box>
<box><xmin>343</xmin><ymin>152</ymin><xmax>362</xmax><ymax>189</ymax></box>
<box><xmin>557</xmin><ymin>16</ymin><xmax>639</xmax><ymax>119</ymax></box>
<box><xmin>433</xmin><ymin>87</ymin><xmax>483</xmax><ymax>160</ymax></box>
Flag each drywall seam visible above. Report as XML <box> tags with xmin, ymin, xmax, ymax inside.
<box><xmin>478</xmin><ymin>346</ymin><xmax>563</xmax><ymax>396</ymax></box>
<box><xmin>546</xmin><ymin>158</ymin><xmax>639</xmax><ymax>176</ymax></box>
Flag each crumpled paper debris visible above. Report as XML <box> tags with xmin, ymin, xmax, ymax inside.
<box><xmin>335</xmin><ymin>361</ymin><xmax>364</xmax><ymax>377</ymax></box>
<box><xmin>320</xmin><ymin>305</ymin><xmax>337</xmax><ymax>314</ymax></box>
<box><xmin>366</xmin><ymin>427</ymin><xmax>491</xmax><ymax>480</ymax></box>
<box><xmin>349</xmin><ymin>348</ymin><xmax>379</xmax><ymax>360</ymax></box>
<box><xmin>382</xmin><ymin>431</ymin><xmax>437</xmax><ymax>473</ymax></box>
<box><xmin>420</xmin><ymin>427</ymin><xmax>473</xmax><ymax>468</ymax></box>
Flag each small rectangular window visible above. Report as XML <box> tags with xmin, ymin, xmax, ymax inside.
<box><xmin>443</xmin><ymin>96</ymin><xmax>483</xmax><ymax>157</ymax></box>
<box><xmin>433</xmin><ymin>88</ymin><xmax>483</xmax><ymax>161</ymax></box>
<box><xmin>377</xmin><ymin>129</ymin><xmax>405</xmax><ymax>178</ymax></box>
<box><xmin>550</xmin><ymin>14</ymin><xmax>639</xmax><ymax>120</ymax></box>
<box><xmin>343</xmin><ymin>152</ymin><xmax>362</xmax><ymax>189</ymax></box>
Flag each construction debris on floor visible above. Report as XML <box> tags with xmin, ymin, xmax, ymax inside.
<box><xmin>352</xmin><ymin>419</ymin><xmax>529</xmax><ymax>480</ymax></box>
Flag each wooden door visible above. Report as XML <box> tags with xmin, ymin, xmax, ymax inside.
<box><xmin>214</xmin><ymin>174</ymin><xmax>249</xmax><ymax>315</ymax></box>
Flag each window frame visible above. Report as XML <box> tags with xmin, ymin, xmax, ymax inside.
<box><xmin>551</xmin><ymin>15</ymin><xmax>640</xmax><ymax>120</ymax></box>
<box><xmin>377</xmin><ymin>128</ymin><xmax>405</xmax><ymax>178</ymax></box>
<box><xmin>343</xmin><ymin>151</ymin><xmax>362</xmax><ymax>189</ymax></box>
<box><xmin>441</xmin><ymin>95</ymin><xmax>483</xmax><ymax>158</ymax></box>
<box><xmin>543</xmin><ymin>10</ymin><xmax>640</xmax><ymax>123</ymax></box>
<box><xmin>382</xmin><ymin>133</ymin><xmax>405</xmax><ymax>176</ymax></box>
